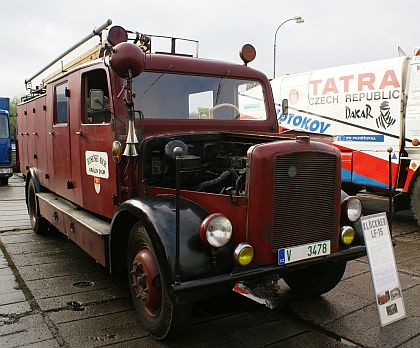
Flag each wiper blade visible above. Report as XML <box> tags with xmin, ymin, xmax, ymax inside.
<box><xmin>214</xmin><ymin>70</ymin><xmax>230</xmax><ymax>104</ymax></box>
<box><xmin>143</xmin><ymin>65</ymin><xmax>173</xmax><ymax>94</ymax></box>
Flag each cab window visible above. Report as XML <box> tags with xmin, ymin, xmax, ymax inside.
<box><xmin>54</xmin><ymin>83</ymin><xmax>68</xmax><ymax>124</ymax></box>
<box><xmin>82</xmin><ymin>69</ymin><xmax>111</xmax><ymax>124</ymax></box>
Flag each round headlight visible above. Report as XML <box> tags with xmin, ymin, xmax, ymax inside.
<box><xmin>342</xmin><ymin>196</ymin><xmax>363</xmax><ymax>222</ymax></box>
<box><xmin>200</xmin><ymin>214</ymin><xmax>232</xmax><ymax>248</ymax></box>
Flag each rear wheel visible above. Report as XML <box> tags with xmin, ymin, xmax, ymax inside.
<box><xmin>411</xmin><ymin>176</ymin><xmax>420</xmax><ymax>227</ymax></box>
<box><xmin>26</xmin><ymin>179</ymin><xmax>48</xmax><ymax>234</ymax></box>
<box><xmin>127</xmin><ymin>222</ymin><xmax>191</xmax><ymax>340</ymax></box>
<box><xmin>283</xmin><ymin>261</ymin><xmax>347</xmax><ymax>299</ymax></box>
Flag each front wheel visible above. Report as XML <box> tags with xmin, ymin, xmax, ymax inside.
<box><xmin>127</xmin><ymin>222</ymin><xmax>191</xmax><ymax>340</ymax></box>
<box><xmin>410</xmin><ymin>176</ymin><xmax>420</xmax><ymax>227</ymax></box>
<box><xmin>283</xmin><ymin>261</ymin><xmax>347</xmax><ymax>299</ymax></box>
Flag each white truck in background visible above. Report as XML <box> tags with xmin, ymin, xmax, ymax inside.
<box><xmin>271</xmin><ymin>51</ymin><xmax>420</xmax><ymax>226</ymax></box>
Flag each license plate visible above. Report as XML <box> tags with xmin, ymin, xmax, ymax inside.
<box><xmin>278</xmin><ymin>240</ymin><xmax>331</xmax><ymax>265</ymax></box>
<box><xmin>0</xmin><ymin>168</ymin><xmax>12</xmax><ymax>174</ymax></box>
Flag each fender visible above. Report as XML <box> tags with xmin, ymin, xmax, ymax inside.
<box><xmin>25</xmin><ymin>168</ymin><xmax>41</xmax><ymax>204</ymax></box>
<box><xmin>111</xmin><ymin>195</ymin><xmax>234</xmax><ymax>283</ymax></box>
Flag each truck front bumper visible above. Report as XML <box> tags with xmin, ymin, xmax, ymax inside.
<box><xmin>170</xmin><ymin>245</ymin><xmax>366</xmax><ymax>303</ymax></box>
<box><xmin>0</xmin><ymin>166</ymin><xmax>13</xmax><ymax>178</ymax></box>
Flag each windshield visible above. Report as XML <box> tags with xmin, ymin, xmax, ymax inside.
<box><xmin>0</xmin><ymin>114</ymin><xmax>10</xmax><ymax>139</ymax></box>
<box><xmin>132</xmin><ymin>72</ymin><xmax>267</xmax><ymax>121</ymax></box>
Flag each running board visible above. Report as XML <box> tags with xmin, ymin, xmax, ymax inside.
<box><xmin>37</xmin><ymin>192</ymin><xmax>110</xmax><ymax>267</ymax></box>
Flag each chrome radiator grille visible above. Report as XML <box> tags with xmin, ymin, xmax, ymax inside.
<box><xmin>272</xmin><ymin>152</ymin><xmax>337</xmax><ymax>250</ymax></box>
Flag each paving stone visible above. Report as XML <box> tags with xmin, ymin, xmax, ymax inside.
<box><xmin>342</xmin><ymin>259</ymin><xmax>370</xmax><ymax>280</ymax></box>
<box><xmin>229</xmin><ymin>318</ymin><xmax>308</xmax><ymax>347</ymax></box>
<box><xmin>210</xmin><ymin>311</ymin><xmax>268</xmax><ymax>335</ymax></box>
<box><xmin>48</xmin><ymin>298</ymin><xmax>134</xmax><ymax>324</ymax></box>
<box><xmin>10</xmin><ymin>247</ymin><xmax>89</xmax><ymax>267</ymax></box>
<box><xmin>325</xmin><ymin>285</ymin><xmax>420</xmax><ymax>347</ymax></box>
<box><xmin>269</xmin><ymin>330</ymin><xmax>349</xmax><ymax>348</ymax></box>
<box><xmin>394</xmin><ymin>247</ymin><xmax>420</xmax><ymax>265</ymax></box>
<box><xmin>18</xmin><ymin>259</ymin><xmax>104</xmax><ymax>281</ymax></box>
<box><xmin>0</xmin><ymin>289</ymin><xmax>26</xmax><ymax>306</ymax></box>
<box><xmin>18</xmin><ymin>338</ymin><xmax>61</xmax><ymax>348</ymax></box>
<box><xmin>0</xmin><ymin>267</ymin><xmax>13</xmax><ymax>276</ymax></box>
<box><xmin>37</xmin><ymin>286</ymin><xmax>129</xmax><ymax>312</ymax></box>
<box><xmin>0</xmin><ymin>231</ymin><xmax>66</xmax><ymax>244</ymax></box>
<box><xmin>26</xmin><ymin>271</ymin><xmax>118</xmax><ymax>299</ymax></box>
<box><xmin>4</xmin><ymin>238</ymin><xmax>77</xmax><ymax>255</ymax></box>
<box><xmin>0</xmin><ymin>314</ymin><xmax>54</xmax><ymax>347</ymax></box>
<box><xmin>398</xmin><ymin>257</ymin><xmax>420</xmax><ymax>277</ymax></box>
<box><xmin>0</xmin><ymin>300</ymin><xmax>32</xmax><ymax>316</ymax></box>
<box><xmin>355</xmin><ymin>316</ymin><xmax>420</xmax><ymax>348</ymax></box>
<box><xmin>57</xmin><ymin>310</ymin><xmax>148</xmax><ymax>347</ymax></box>
<box><xmin>289</xmin><ymin>289</ymin><xmax>372</xmax><ymax>325</ymax></box>
<box><xmin>333</xmin><ymin>270</ymin><xmax>419</xmax><ymax>302</ymax></box>
<box><xmin>399</xmin><ymin>334</ymin><xmax>420</xmax><ymax>348</ymax></box>
<box><xmin>0</xmin><ymin>274</ymin><xmax>20</xmax><ymax>294</ymax></box>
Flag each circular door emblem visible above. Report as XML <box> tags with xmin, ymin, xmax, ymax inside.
<box><xmin>288</xmin><ymin>166</ymin><xmax>297</xmax><ymax>178</ymax></box>
<box><xmin>289</xmin><ymin>89</ymin><xmax>299</xmax><ymax>105</ymax></box>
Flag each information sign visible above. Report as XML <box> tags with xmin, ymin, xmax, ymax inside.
<box><xmin>361</xmin><ymin>212</ymin><xmax>406</xmax><ymax>326</ymax></box>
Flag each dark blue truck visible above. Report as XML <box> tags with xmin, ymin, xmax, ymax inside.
<box><xmin>0</xmin><ymin>97</ymin><xmax>13</xmax><ymax>185</ymax></box>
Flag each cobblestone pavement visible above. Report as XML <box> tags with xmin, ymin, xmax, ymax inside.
<box><xmin>1</xmin><ymin>174</ymin><xmax>419</xmax><ymax>347</ymax></box>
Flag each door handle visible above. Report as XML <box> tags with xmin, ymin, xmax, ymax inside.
<box><xmin>76</xmin><ymin>129</ymin><xmax>82</xmax><ymax>136</ymax></box>
<box><xmin>48</xmin><ymin>131</ymin><xmax>55</xmax><ymax>136</ymax></box>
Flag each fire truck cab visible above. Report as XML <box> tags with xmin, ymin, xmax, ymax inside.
<box><xmin>18</xmin><ymin>21</ymin><xmax>366</xmax><ymax>339</ymax></box>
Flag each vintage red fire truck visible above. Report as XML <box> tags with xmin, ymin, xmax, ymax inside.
<box><xmin>17</xmin><ymin>20</ymin><xmax>366</xmax><ymax>339</ymax></box>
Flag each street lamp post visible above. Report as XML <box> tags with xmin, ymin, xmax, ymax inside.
<box><xmin>273</xmin><ymin>16</ymin><xmax>304</xmax><ymax>79</ymax></box>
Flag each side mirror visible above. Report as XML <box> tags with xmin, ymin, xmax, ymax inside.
<box><xmin>281</xmin><ymin>98</ymin><xmax>289</xmax><ymax>115</ymax></box>
<box><xmin>90</xmin><ymin>90</ymin><xmax>105</xmax><ymax>110</ymax></box>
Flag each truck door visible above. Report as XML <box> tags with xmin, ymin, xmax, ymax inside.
<box><xmin>52</xmin><ymin>82</ymin><xmax>73</xmax><ymax>197</ymax></box>
<box><xmin>78</xmin><ymin>68</ymin><xmax>116</xmax><ymax>218</ymax></box>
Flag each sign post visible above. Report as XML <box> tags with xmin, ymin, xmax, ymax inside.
<box><xmin>361</xmin><ymin>213</ymin><xmax>406</xmax><ymax>326</ymax></box>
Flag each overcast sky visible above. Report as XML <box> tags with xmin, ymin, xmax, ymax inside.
<box><xmin>1</xmin><ymin>0</ymin><xmax>419</xmax><ymax>98</ymax></box>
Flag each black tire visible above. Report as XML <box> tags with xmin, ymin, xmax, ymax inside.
<box><xmin>411</xmin><ymin>176</ymin><xmax>420</xmax><ymax>227</ymax></box>
<box><xmin>0</xmin><ymin>177</ymin><xmax>8</xmax><ymax>186</ymax></box>
<box><xmin>127</xmin><ymin>222</ymin><xmax>191</xmax><ymax>340</ymax></box>
<box><xmin>283</xmin><ymin>261</ymin><xmax>347</xmax><ymax>299</ymax></box>
<box><xmin>342</xmin><ymin>183</ymin><xmax>360</xmax><ymax>196</ymax></box>
<box><xmin>26</xmin><ymin>179</ymin><xmax>48</xmax><ymax>234</ymax></box>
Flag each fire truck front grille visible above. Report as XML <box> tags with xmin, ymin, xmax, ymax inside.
<box><xmin>272</xmin><ymin>153</ymin><xmax>337</xmax><ymax>251</ymax></box>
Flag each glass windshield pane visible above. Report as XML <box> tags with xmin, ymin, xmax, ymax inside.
<box><xmin>0</xmin><ymin>114</ymin><xmax>9</xmax><ymax>139</ymax></box>
<box><xmin>133</xmin><ymin>72</ymin><xmax>267</xmax><ymax>120</ymax></box>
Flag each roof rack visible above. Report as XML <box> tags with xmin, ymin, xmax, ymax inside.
<box><xmin>25</xmin><ymin>19</ymin><xmax>113</xmax><ymax>91</ymax></box>
<box><xmin>24</xmin><ymin>19</ymin><xmax>200</xmax><ymax>95</ymax></box>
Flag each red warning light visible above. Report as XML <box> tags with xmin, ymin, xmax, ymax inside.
<box><xmin>107</xmin><ymin>26</ymin><xmax>128</xmax><ymax>46</ymax></box>
<box><xmin>240</xmin><ymin>44</ymin><xmax>256</xmax><ymax>65</ymax></box>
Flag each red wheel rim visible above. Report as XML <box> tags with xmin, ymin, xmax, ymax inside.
<box><xmin>131</xmin><ymin>246</ymin><xmax>162</xmax><ymax>316</ymax></box>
